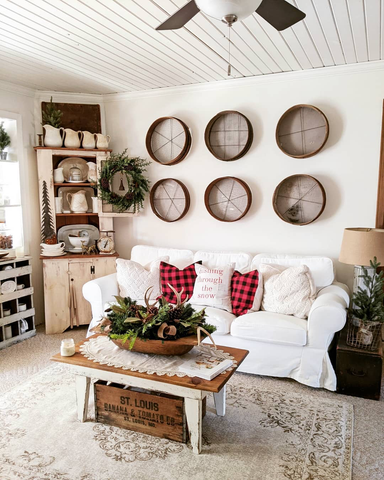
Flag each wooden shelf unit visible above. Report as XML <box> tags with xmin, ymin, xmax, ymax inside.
<box><xmin>35</xmin><ymin>147</ymin><xmax>130</xmax><ymax>334</ymax></box>
<box><xmin>0</xmin><ymin>256</ymin><xmax>36</xmax><ymax>349</ymax></box>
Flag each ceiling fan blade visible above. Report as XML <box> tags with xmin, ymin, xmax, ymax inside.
<box><xmin>156</xmin><ymin>0</ymin><xmax>200</xmax><ymax>30</ymax></box>
<box><xmin>256</xmin><ymin>0</ymin><xmax>306</xmax><ymax>31</ymax></box>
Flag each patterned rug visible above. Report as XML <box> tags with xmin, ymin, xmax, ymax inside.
<box><xmin>0</xmin><ymin>364</ymin><xmax>353</xmax><ymax>480</ymax></box>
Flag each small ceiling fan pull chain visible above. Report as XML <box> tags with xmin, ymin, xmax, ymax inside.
<box><xmin>227</xmin><ymin>24</ymin><xmax>232</xmax><ymax>77</ymax></box>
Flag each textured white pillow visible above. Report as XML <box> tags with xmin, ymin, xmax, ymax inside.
<box><xmin>190</xmin><ymin>263</ymin><xmax>234</xmax><ymax>312</ymax></box>
<box><xmin>116</xmin><ymin>256</ymin><xmax>169</xmax><ymax>301</ymax></box>
<box><xmin>260</xmin><ymin>264</ymin><xmax>316</xmax><ymax>319</ymax></box>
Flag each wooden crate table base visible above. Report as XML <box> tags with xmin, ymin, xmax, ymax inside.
<box><xmin>95</xmin><ymin>381</ymin><xmax>186</xmax><ymax>443</ymax></box>
<box><xmin>51</xmin><ymin>336</ymin><xmax>248</xmax><ymax>454</ymax></box>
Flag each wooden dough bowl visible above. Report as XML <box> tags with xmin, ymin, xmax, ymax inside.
<box><xmin>111</xmin><ymin>334</ymin><xmax>202</xmax><ymax>356</ymax></box>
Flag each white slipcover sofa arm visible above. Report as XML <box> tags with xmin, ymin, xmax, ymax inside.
<box><xmin>307</xmin><ymin>282</ymin><xmax>350</xmax><ymax>349</ymax></box>
<box><xmin>82</xmin><ymin>273</ymin><xmax>118</xmax><ymax>326</ymax></box>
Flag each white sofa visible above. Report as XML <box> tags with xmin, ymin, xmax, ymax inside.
<box><xmin>83</xmin><ymin>245</ymin><xmax>350</xmax><ymax>391</ymax></box>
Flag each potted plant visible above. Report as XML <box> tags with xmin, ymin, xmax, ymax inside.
<box><xmin>92</xmin><ymin>285</ymin><xmax>217</xmax><ymax>355</ymax></box>
<box><xmin>347</xmin><ymin>257</ymin><xmax>384</xmax><ymax>350</ymax></box>
<box><xmin>0</xmin><ymin>122</ymin><xmax>11</xmax><ymax>160</ymax></box>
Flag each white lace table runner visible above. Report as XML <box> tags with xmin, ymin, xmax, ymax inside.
<box><xmin>80</xmin><ymin>335</ymin><xmax>235</xmax><ymax>378</ymax></box>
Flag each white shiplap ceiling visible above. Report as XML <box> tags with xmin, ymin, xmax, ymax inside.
<box><xmin>0</xmin><ymin>0</ymin><xmax>382</xmax><ymax>94</ymax></box>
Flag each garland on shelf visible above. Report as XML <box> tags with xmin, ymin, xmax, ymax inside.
<box><xmin>98</xmin><ymin>149</ymin><xmax>150</xmax><ymax>213</ymax></box>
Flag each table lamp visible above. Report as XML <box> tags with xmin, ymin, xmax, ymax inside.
<box><xmin>339</xmin><ymin>228</ymin><xmax>384</xmax><ymax>294</ymax></box>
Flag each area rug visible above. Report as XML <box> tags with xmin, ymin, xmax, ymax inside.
<box><xmin>0</xmin><ymin>364</ymin><xmax>353</xmax><ymax>480</ymax></box>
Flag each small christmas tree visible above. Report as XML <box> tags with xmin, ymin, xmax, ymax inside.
<box><xmin>0</xmin><ymin>122</ymin><xmax>11</xmax><ymax>151</ymax></box>
<box><xmin>351</xmin><ymin>257</ymin><xmax>384</xmax><ymax>324</ymax></box>
<box><xmin>41</xmin><ymin>180</ymin><xmax>55</xmax><ymax>242</ymax></box>
<box><xmin>42</xmin><ymin>97</ymin><xmax>63</xmax><ymax>128</ymax></box>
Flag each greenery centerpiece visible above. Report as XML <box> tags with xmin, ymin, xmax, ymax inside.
<box><xmin>348</xmin><ymin>257</ymin><xmax>384</xmax><ymax>350</ymax></box>
<box><xmin>92</xmin><ymin>285</ymin><xmax>216</xmax><ymax>355</ymax></box>
<box><xmin>0</xmin><ymin>122</ymin><xmax>11</xmax><ymax>160</ymax></box>
<box><xmin>98</xmin><ymin>149</ymin><xmax>150</xmax><ymax>213</ymax></box>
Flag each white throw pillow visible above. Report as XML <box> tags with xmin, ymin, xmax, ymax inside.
<box><xmin>190</xmin><ymin>263</ymin><xmax>234</xmax><ymax>312</ymax></box>
<box><xmin>260</xmin><ymin>264</ymin><xmax>316</xmax><ymax>319</ymax></box>
<box><xmin>116</xmin><ymin>256</ymin><xmax>169</xmax><ymax>301</ymax></box>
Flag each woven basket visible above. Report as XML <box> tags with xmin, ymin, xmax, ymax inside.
<box><xmin>346</xmin><ymin>317</ymin><xmax>383</xmax><ymax>351</ymax></box>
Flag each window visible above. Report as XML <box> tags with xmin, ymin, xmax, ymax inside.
<box><xmin>0</xmin><ymin>117</ymin><xmax>23</xmax><ymax>251</ymax></box>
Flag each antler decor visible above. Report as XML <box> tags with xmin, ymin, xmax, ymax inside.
<box><xmin>92</xmin><ymin>285</ymin><xmax>216</xmax><ymax>351</ymax></box>
<box><xmin>167</xmin><ymin>283</ymin><xmax>189</xmax><ymax>306</ymax></box>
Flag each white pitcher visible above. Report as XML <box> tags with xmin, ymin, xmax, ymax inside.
<box><xmin>63</xmin><ymin>128</ymin><xmax>81</xmax><ymax>148</ymax></box>
<box><xmin>66</xmin><ymin>190</ymin><xmax>88</xmax><ymax>213</ymax></box>
<box><xmin>81</xmin><ymin>131</ymin><xmax>96</xmax><ymax>149</ymax></box>
<box><xmin>87</xmin><ymin>162</ymin><xmax>97</xmax><ymax>183</ymax></box>
<box><xmin>95</xmin><ymin>133</ymin><xmax>111</xmax><ymax>149</ymax></box>
<box><xmin>43</xmin><ymin>125</ymin><xmax>63</xmax><ymax>148</ymax></box>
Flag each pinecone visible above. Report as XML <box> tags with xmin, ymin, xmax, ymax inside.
<box><xmin>101</xmin><ymin>178</ymin><xmax>110</xmax><ymax>190</ymax></box>
<box><xmin>124</xmin><ymin>164</ymin><xmax>134</xmax><ymax>171</ymax></box>
<box><xmin>125</xmin><ymin>192</ymin><xmax>134</xmax><ymax>200</ymax></box>
<box><xmin>168</xmin><ymin>306</ymin><xmax>182</xmax><ymax>321</ymax></box>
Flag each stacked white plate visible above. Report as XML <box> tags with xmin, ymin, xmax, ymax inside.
<box><xmin>40</xmin><ymin>242</ymin><xmax>66</xmax><ymax>257</ymax></box>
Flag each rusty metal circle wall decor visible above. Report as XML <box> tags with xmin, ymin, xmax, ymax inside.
<box><xmin>146</xmin><ymin>117</ymin><xmax>191</xmax><ymax>165</ymax></box>
<box><xmin>273</xmin><ymin>174</ymin><xmax>326</xmax><ymax>226</ymax></box>
<box><xmin>205</xmin><ymin>111</ymin><xmax>253</xmax><ymax>161</ymax></box>
<box><xmin>150</xmin><ymin>178</ymin><xmax>190</xmax><ymax>222</ymax></box>
<box><xmin>276</xmin><ymin>105</ymin><xmax>329</xmax><ymax>158</ymax></box>
<box><xmin>205</xmin><ymin>177</ymin><xmax>252</xmax><ymax>222</ymax></box>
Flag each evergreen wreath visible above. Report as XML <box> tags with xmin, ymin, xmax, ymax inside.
<box><xmin>98</xmin><ymin>149</ymin><xmax>150</xmax><ymax>213</ymax></box>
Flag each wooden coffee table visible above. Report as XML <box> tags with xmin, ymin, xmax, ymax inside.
<box><xmin>51</xmin><ymin>335</ymin><xmax>248</xmax><ymax>454</ymax></box>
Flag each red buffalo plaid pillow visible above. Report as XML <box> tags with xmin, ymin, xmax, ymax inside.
<box><xmin>160</xmin><ymin>261</ymin><xmax>201</xmax><ymax>304</ymax></box>
<box><xmin>231</xmin><ymin>269</ymin><xmax>262</xmax><ymax>316</ymax></box>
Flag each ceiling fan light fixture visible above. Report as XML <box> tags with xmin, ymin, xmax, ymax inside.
<box><xmin>195</xmin><ymin>0</ymin><xmax>263</xmax><ymax>22</ymax></box>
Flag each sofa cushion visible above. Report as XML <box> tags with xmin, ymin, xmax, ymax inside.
<box><xmin>131</xmin><ymin>245</ymin><xmax>194</xmax><ymax>269</ymax></box>
<box><xmin>231</xmin><ymin>269</ymin><xmax>263</xmax><ymax>316</ymax></box>
<box><xmin>116</xmin><ymin>257</ymin><xmax>169</xmax><ymax>301</ymax></box>
<box><xmin>260</xmin><ymin>264</ymin><xmax>316</xmax><ymax>319</ymax></box>
<box><xmin>191</xmin><ymin>305</ymin><xmax>235</xmax><ymax>335</ymax></box>
<box><xmin>160</xmin><ymin>261</ymin><xmax>201</xmax><ymax>304</ymax></box>
<box><xmin>231</xmin><ymin>311</ymin><xmax>307</xmax><ymax>346</ymax></box>
<box><xmin>190</xmin><ymin>263</ymin><xmax>234</xmax><ymax>312</ymax></box>
<box><xmin>251</xmin><ymin>253</ymin><xmax>334</xmax><ymax>288</ymax></box>
<box><xmin>194</xmin><ymin>250</ymin><xmax>252</xmax><ymax>273</ymax></box>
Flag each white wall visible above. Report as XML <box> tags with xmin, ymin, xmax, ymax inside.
<box><xmin>0</xmin><ymin>83</ymin><xmax>43</xmax><ymax>323</ymax></box>
<box><xmin>104</xmin><ymin>62</ymin><xmax>384</xmax><ymax>288</ymax></box>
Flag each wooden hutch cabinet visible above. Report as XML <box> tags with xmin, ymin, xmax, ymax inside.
<box><xmin>35</xmin><ymin>147</ymin><xmax>133</xmax><ymax>334</ymax></box>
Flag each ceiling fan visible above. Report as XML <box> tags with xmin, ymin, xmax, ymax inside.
<box><xmin>156</xmin><ymin>0</ymin><xmax>306</xmax><ymax>32</ymax></box>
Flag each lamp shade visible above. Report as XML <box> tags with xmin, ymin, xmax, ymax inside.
<box><xmin>339</xmin><ymin>228</ymin><xmax>384</xmax><ymax>266</ymax></box>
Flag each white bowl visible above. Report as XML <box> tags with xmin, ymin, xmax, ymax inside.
<box><xmin>68</xmin><ymin>236</ymin><xmax>89</xmax><ymax>249</ymax></box>
<box><xmin>40</xmin><ymin>242</ymin><xmax>65</xmax><ymax>250</ymax></box>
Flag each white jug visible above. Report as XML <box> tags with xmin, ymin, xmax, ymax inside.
<box><xmin>95</xmin><ymin>133</ymin><xmax>111</xmax><ymax>149</ymax></box>
<box><xmin>81</xmin><ymin>131</ymin><xmax>96</xmax><ymax>149</ymax></box>
<box><xmin>66</xmin><ymin>190</ymin><xmax>88</xmax><ymax>213</ymax></box>
<box><xmin>87</xmin><ymin>162</ymin><xmax>97</xmax><ymax>183</ymax></box>
<box><xmin>43</xmin><ymin>125</ymin><xmax>63</xmax><ymax>148</ymax></box>
<box><xmin>53</xmin><ymin>167</ymin><xmax>64</xmax><ymax>183</ymax></box>
<box><xmin>63</xmin><ymin>128</ymin><xmax>81</xmax><ymax>148</ymax></box>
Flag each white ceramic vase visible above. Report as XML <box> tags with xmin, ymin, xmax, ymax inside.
<box><xmin>66</xmin><ymin>190</ymin><xmax>88</xmax><ymax>213</ymax></box>
<box><xmin>53</xmin><ymin>168</ymin><xmax>64</xmax><ymax>183</ymax></box>
<box><xmin>95</xmin><ymin>133</ymin><xmax>111</xmax><ymax>149</ymax></box>
<box><xmin>43</xmin><ymin>125</ymin><xmax>63</xmax><ymax>148</ymax></box>
<box><xmin>63</xmin><ymin>129</ymin><xmax>81</xmax><ymax>148</ymax></box>
<box><xmin>87</xmin><ymin>162</ymin><xmax>97</xmax><ymax>183</ymax></box>
<box><xmin>81</xmin><ymin>131</ymin><xmax>96</xmax><ymax>149</ymax></box>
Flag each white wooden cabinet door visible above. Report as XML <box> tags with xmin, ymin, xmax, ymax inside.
<box><xmin>68</xmin><ymin>260</ymin><xmax>93</xmax><ymax>327</ymax></box>
<box><xmin>92</xmin><ymin>257</ymin><xmax>117</xmax><ymax>279</ymax></box>
<box><xmin>43</xmin><ymin>259</ymin><xmax>70</xmax><ymax>334</ymax></box>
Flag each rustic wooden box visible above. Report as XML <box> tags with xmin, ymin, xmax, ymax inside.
<box><xmin>94</xmin><ymin>381</ymin><xmax>187</xmax><ymax>443</ymax></box>
<box><xmin>336</xmin><ymin>327</ymin><xmax>383</xmax><ymax>400</ymax></box>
